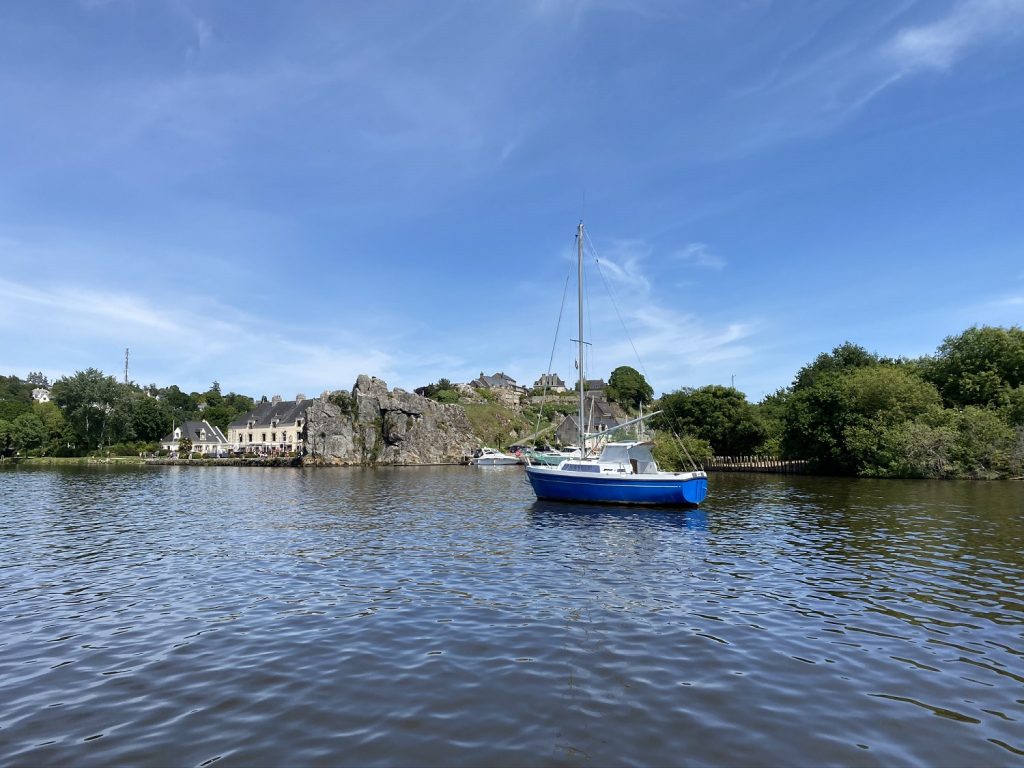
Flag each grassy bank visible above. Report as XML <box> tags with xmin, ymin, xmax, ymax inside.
<box><xmin>5</xmin><ymin>456</ymin><xmax>146</xmax><ymax>466</ymax></box>
<box><xmin>461</xmin><ymin>402</ymin><xmax>533</xmax><ymax>449</ymax></box>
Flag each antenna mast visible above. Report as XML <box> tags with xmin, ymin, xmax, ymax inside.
<box><xmin>124</xmin><ymin>348</ymin><xmax>129</xmax><ymax>385</ymax></box>
<box><xmin>577</xmin><ymin>221</ymin><xmax>585</xmax><ymax>452</ymax></box>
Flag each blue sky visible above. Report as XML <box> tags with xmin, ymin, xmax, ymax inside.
<box><xmin>1</xmin><ymin>0</ymin><xmax>1022</xmax><ymax>401</ymax></box>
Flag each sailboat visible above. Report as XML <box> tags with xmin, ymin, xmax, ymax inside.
<box><xmin>524</xmin><ymin>222</ymin><xmax>708</xmax><ymax>507</ymax></box>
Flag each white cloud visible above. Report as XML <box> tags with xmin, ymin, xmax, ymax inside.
<box><xmin>885</xmin><ymin>0</ymin><xmax>1024</xmax><ymax>72</ymax></box>
<box><xmin>569</xmin><ymin>238</ymin><xmax>758</xmax><ymax>389</ymax></box>
<box><xmin>711</xmin><ymin>0</ymin><xmax>1024</xmax><ymax>155</ymax></box>
<box><xmin>0</xmin><ymin>277</ymin><xmax>395</xmax><ymax>395</ymax></box>
<box><xmin>674</xmin><ymin>242</ymin><xmax>726</xmax><ymax>270</ymax></box>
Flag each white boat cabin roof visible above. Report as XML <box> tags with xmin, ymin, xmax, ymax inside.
<box><xmin>597</xmin><ymin>441</ymin><xmax>655</xmax><ymax>463</ymax></box>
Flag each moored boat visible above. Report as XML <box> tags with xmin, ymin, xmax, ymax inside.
<box><xmin>523</xmin><ymin>221</ymin><xmax>709</xmax><ymax>508</ymax></box>
<box><xmin>525</xmin><ymin>440</ymin><xmax>707</xmax><ymax>506</ymax></box>
<box><xmin>469</xmin><ymin>447</ymin><xmax>521</xmax><ymax>466</ymax></box>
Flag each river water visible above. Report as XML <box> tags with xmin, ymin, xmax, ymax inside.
<box><xmin>0</xmin><ymin>465</ymin><xmax>1021</xmax><ymax>766</ymax></box>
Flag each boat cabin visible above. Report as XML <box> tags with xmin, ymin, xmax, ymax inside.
<box><xmin>559</xmin><ymin>441</ymin><xmax>659</xmax><ymax>475</ymax></box>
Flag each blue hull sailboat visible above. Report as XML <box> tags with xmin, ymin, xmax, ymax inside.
<box><xmin>526</xmin><ymin>442</ymin><xmax>708</xmax><ymax>506</ymax></box>
<box><xmin>524</xmin><ymin>222</ymin><xmax>709</xmax><ymax>508</ymax></box>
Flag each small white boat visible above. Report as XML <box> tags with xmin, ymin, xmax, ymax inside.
<box><xmin>469</xmin><ymin>447</ymin><xmax>521</xmax><ymax>466</ymax></box>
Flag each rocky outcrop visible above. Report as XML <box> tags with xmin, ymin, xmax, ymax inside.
<box><xmin>303</xmin><ymin>375</ymin><xmax>480</xmax><ymax>465</ymax></box>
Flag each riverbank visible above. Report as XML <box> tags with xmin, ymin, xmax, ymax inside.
<box><xmin>2</xmin><ymin>456</ymin><xmax>146</xmax><ymax>466</ymax></box>
<box><xmin>146</xmin><ymin>457</ymin><xmax>303</xmax><ymax>467</ymax></box>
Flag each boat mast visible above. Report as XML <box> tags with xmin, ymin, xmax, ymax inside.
<box><xmin>577</xmin><ymin>221</ymin><xmax>585</xmax><ymax>453</ymax></box>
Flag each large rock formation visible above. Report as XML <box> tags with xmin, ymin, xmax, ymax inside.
<box><xmin>303</xmin><ymin>375</ymin><xmax>480</xmax><ymax>465</ymax></box>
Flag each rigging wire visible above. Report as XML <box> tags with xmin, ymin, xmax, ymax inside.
<box><xmin>583</xmin><ymin>229</ymin><xmax>701</xmax><ymax>470</ymax></box>
<box><xmin>583</xmin><ymin>229</ymin><xmax>650</xmax><ymax>382</ymax></box>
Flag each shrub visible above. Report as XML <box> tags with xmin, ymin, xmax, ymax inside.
<box><xmin>652</xmin><ymin>432</ymin><xmax>712</xmax><ymax>470</ymax></box>
<box><xmin>329</xmin><ymin>391</ymin><xmax>355</xmax><ymax>415</ymax></box>
<box><xmin>433</xmin><ymin>389</ymin><xmax>460</xmax><ymax>404</ymax></box>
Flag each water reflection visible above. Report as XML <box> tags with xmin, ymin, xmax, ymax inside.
<box><xmin>526</xmin><ymin>499</ymin><xmax>706</xmax><ymax>530</ymax></box>
<box><xmin>0</xmin><ymin>465</ymin><xmax>1021</xmax><ymax>766</ymax></box>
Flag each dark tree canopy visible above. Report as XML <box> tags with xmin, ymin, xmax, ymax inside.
<box><xmin>793</xmin><ymin>342</ymin><xmax>879</xmax><ymax>391</ymax></box>
<box><xmin>920</xmin><ymin>325</ymin><xmax>1024</xmax><ymax>408</ymax></box>
<box><xmin>605</xmin><ymin>366</ymin><xmax>653</xmax><ymax>411</ymax></box>
<box><xmin>656</xmin><ymin>385</ymin><xmax>766</xmax><ymax>456</ymax></box>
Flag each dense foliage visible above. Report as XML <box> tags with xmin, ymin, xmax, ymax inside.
<box><xmin>648</xmin><ymin>327</ymin><xmax>1024</xmax><ymax>478</ymax></box>
<box><xmin>0</xmin><ymin>371</ymin><xmax>254</xmax><ymax>457</ymax></box>
<box><xmin>605</xmin><ymin>366</ymin><xmax>653</xmax><ymax>412</ymax></box>
<box><xmin>656</xmin><ymin>385</ymin><xmax>766</xmax><ymax>456</ymax></box>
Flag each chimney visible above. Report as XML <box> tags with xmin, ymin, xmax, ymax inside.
<box><xmin>271</xmin><ymin>394</ymin><xmax>282</xmax><ymax>404</ymax></box>
<box><xmin>295</xmin><ymin>393</ymin><xmax>306</xmax><ymax>403</ymax></box>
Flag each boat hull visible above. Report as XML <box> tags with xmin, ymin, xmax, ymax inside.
<box><xmin>524</xmin><ymin>452</ymin><xmax>564</xmax><ymax>466</ymax></box>
<box><xmin>525</xmin><ymin>466</ymin><xmax>708</xmax><ymax>507</ymax></box>
<box><xmin>470</xmin><ymin>457</ymin><xmax>521</xmax><ymax>466</ymax></box>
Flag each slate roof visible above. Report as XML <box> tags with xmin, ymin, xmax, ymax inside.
<box><xmin>161</xmin><ymin>420</ymin><xmax>229</xmax><ymax>445</ymax></box>
<box><xmin>471</xmin><ymin>371</ymin><xmax>518</xmax><ymax>389</ymax></box>
<box><xmin>554</xmin><ymin>397</ymin><xmax>624</xmax><ymax>440</ymax></box>
<box><xmin>533</xmin><ymin>373</ymin><xmax>566</xmax><ymax>389</ymax></box>
<box><xmin>227</xmin><ymin>399</ymin><xmax>310</xmax><ymax>430</ymax></box>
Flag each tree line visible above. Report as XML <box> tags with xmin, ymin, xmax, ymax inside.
<box><xmin>0</xmin><ymin>369</ymin><xmax>255</xmax><ymax>457</ymax></box>
<box><xmin>654</xmin><ymin>326</ymin><xmax>1024</xmax><ymax>479</ymax></box>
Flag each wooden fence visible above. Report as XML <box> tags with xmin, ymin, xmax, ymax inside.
<box><xmin>705</xmin><ymin>456</ymin><xmax>809</xmax><ymax>474</ymax></box>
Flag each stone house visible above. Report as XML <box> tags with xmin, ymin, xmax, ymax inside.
<box><xmin>161</xmin><ymin>420</ymin><xmax>230</xmax><ymax>455</ymax></box>
<box><xmin>228</xmin><ymin>394</ymin><xmax>310</xmax><ymax>454</ymax></box>
<box><xmin>554</xmin><ymin>396</ymin><xmax>624</xmax><ymax>445</ymax></box>
<box><xmin>470</xmin><ymin>371</ymin><xmax>525</xmax><ymax>393</ymax></box>
<box><xmin>532</xmin><ymin>373</ymin><xmax>566</xmax><ymax>392</ymax></box>
<box><xmin>31</xmin><ymin>387</ymin><xmax>51</xmax><ymax>403</ymax></box>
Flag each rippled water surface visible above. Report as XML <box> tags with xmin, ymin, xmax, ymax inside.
<box><xmin>1</xmin><ymin>465</ymin><xmax>1021</xmax><ymax>766</ymax></box>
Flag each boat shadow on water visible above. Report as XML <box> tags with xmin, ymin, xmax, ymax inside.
<box><xmin>526</xmin><ymin>499</ymin><xmax>708</xmax><ymax>531</ymax></box>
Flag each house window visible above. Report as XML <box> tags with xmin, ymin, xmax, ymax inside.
<box><xmin>248</xmin><ymin>434</ymin><xmax>252</xmax><ymax>443</ymax></box>
<box><xmin>283</xmin><ymin>432</ymin><xmax>288</xmax><ymax>443</ymax></box>
<box><xmin>271</xmin><ymin>432</ymin><xmax>277</xmax><ymax>443</ymax></box>
<box><xmin>262</xmin><ymin>433</ymin><xmax>266</xmax><ymax>443</ymax></box>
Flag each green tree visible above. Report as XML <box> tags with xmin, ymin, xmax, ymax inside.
<box><xmin>793</xmin><ymin>342</ymin><xmax>879</xmax><ymax>391</ymax></box>
<box><xmin>0</xmin><ymin>374</ymin><xmax>33</xmax><ymax>422</ymax></box>
<box><xmin>657</xmin><ymin>385</ymin><xmax>767</xmax><ymax>456</ymax></box>
<box><xmin>921</xmin><ymin>326</ymin><xmax>1024</xmax><ymax>408</ymax></box>
<box><xmin>178</xmin><ymin>436</ymin><xmax>193</xmax><ymax>456</ymax></box>
<box><xmin>606</xmin><ymin>366</ymin><xmax>654</xmax><ymax>412</ymax></box>
<box><xmin>754</xmin><ymin>389</ymin><xmax>789</xmax><ymax>455</ymax></box>
<box><xmin>159</xmin><ymin>385</ymin><xmax>200</xmax><ymax>425</ymax></box>
<box><xmin>33</xmin><ymin>402</ymin><xmax>71</xmax><ymax>456</ymax></box>
<box><xmin>131</xmin><ymin>396</ymin><xmax>173</xmax><ymax>441</ymax></box>
<box><xmin>11</xmin><ymin>411</ymin><xmax>46</xmax><ymax>454</ymax></box>
<box><xmin>783</xmin><ymin>363</ymin><xmax>943</xmax><ymax>474</ymax></box>
<box><xmin>951</xmin><ymin>406</ymin><xmax>1019</xmax><ymax>478</ymax></box>
<box><xmin>0</xmin><ymin>419</ymin><xmax>12</xmax><ymax>455</ymax></box>
<box><xmin>651</xmin><ymin>431</ymin><xmax>712</xmax><ymax>470</ymax></box>
<box><xmin>51</xmin><ymin>368</ymin><xmax>121</xmax><ymax>451</ymax></box>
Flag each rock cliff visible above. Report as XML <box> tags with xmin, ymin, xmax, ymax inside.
<box><xmin>303</xmin><ymin>375</ymin><xmax>480</xmax><ymax>465</ymax></box>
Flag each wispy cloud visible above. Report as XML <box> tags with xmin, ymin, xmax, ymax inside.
<box><xmin>674</xmin><ymin>242</ymin><xmax>726</xmax><ymax>270</ymax></box>
<box><xmin>577</xmin><ymin>237</ymin><xmax>757</xmax><ymax>389</ymax></box>
<box><xmin>885</xmin><ymin>0</ymin><xmax>1024</xmax><ymax>72</ymax></box>
<box><xmin>709</xmin><ymin>0</ymin><xmax>1024</xmax><ymax>154</ymax></box>
<box><xmin>0</xmin><ymin>278</ymin><xmax>395</xmax><ymax>395</ymax></box>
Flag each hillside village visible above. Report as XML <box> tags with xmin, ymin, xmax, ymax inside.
<box><xmin>2</xmin><ymin>368</ymin><xmax>634</xmax><ymax>464</ymax></box>
<box><xmin>162</xmin><ymin>371</ymin><xmax>629</xmax><ymax>460</ymax></box>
